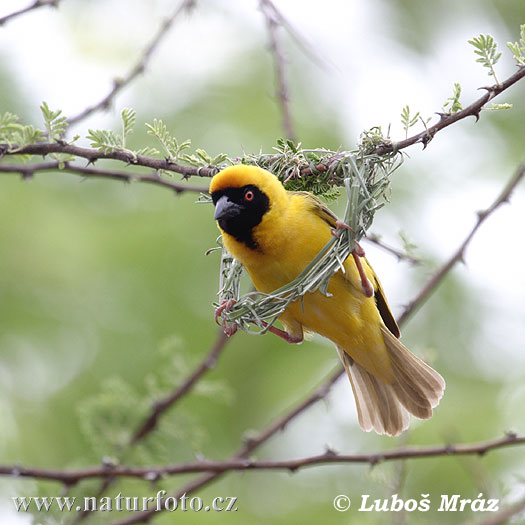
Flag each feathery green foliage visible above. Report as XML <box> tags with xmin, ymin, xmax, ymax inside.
<box><xmin>401</xmin><ymin>105</ymin><xmax>420</xmax><ymax>138</ymax></box>
<box><xmin>442</xmin><ymin>83</ymin><xmax>463</xmax><ymax>114</ymax></box>
<box><xmin>145</xmin><ymin>118</ymin><xmax>192</xmax><ymax>162</ymax></box>
<box><xmin>40</xmin><ymin>101</ymin><xmax>68</xmax><ymax>141</ymax></box>
<box><xmin>87</xmin><ymin>108</ymin><xmax>158</xmax><ymax>160</ymax></box>
<box><xmin>0</xmin><ymin>111</ymin><xmax>42</xmax><ymax>153</ymax></box>
<box><xmin>507</xmin><ymin>24</ymin><xmax>525</xmax><ymax>66</ymax></box>
<box><xmin>78</xmin><ymin>337</ymin><xmax>233</xmax><ymax>461</ymax></box>
<box><xmin>468</xmin><ymin>33</ymin><xmax>502</xmax><ymax>83</ymax></box>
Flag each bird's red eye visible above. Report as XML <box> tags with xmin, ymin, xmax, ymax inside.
<box><xmin>245</xmin><ymin>190</ymin><xmax>254</xmax><ymax>201</ymax></box>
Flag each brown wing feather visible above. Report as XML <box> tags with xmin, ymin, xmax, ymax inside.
<box><xmin>370</xmin><ymin>269</ymin><xmax>401</xmax><ymax>338</ymax></box>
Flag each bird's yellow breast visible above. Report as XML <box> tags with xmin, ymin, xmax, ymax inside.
<box><xmin>221</xmin><ymin>192</ymin><xmax>393</xmax><ymax>383</ymax></box>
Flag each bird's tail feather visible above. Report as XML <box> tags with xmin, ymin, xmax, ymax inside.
<box><xmin>337</xmin><ymin>326</ymin><xmax>445</xmax><ymax>436</ymax></box>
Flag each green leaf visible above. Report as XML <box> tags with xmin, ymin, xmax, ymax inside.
<box><xmin>506</xmin><ymin>24</ymin><xmax>525</xmax><ymax>66</ymax></box>
<box><xmin>400</xmin><ymin>105</ymin><xmax>420</xmax><ymax>138</ymax></box>
<box><xmin>0</xmin><ymin>112</ymin><xmax>43</xmax><ymax>151</ymax></box>
<box><xmin>442</xmin><ymin>82</ymin><xmax>463</xmax><ymax>114</ymax></box>
<box><xmin>86</xmin><ymin>128</ymin><xmax>121</xmax><ymax>153</ymax></box>
<box><xmin>120</xmin><ymin>107</ymin><xmax>136</xmax><ymax>149</ymax></box>
<box><xmin>487</xmin><ymin>102</ymin><xmax>513</xmax><ymax>111</ymax></box>
<box><xmin>195</xmin><ymin>148</ymin><xmax>212</xmax><ymax>164</ymax></box>
<box><xmin>40</xmin><ymin>101</ymin><xmax>68</xmax><ymax>141</ymax></box>
<box><xmin>145</xmin><ymin>119</ymin><xmax>191</xmax><ymax>161</ymax></box>
<box><xmin>468</xmin><ymin>33</ymin><xmax>501</xmax><ymax>83</ymax></box>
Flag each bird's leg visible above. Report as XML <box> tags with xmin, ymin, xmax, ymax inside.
<box><xmin>352</xmin><ymin>250</ymin><xmax>374</xmax><ymax>298</ymax></box>
<box><xmin>261</xmin><ymin>321</ymin><xmax>303</xmax><ymax>344</ymax></box>
<box><xmin>215</xmin><ymin>299</ymin><xmax>238</xmax><ymax>337</ymax></box>
<box><xmin>332</xmin><ymin>219</ymin><xmax>374</xmax><ymax>298</ymax></box>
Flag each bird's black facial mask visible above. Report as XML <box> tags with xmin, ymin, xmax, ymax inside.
<box><xmin>211</xmin><ymin>185</ymin><xmax>270</xmax><ymax>249</ymax></box>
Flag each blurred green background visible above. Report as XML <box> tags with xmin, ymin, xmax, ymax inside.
<box><xmin>1</xmin><ymin>1</ymin><xmax>525</xmax><ymax>524</ymax></box>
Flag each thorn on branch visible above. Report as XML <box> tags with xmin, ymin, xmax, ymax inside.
<box><xmin>505</xmin><ymin>430</ymin><xmax>518</xmax><ymax>440</ymax></box>
<box><xmin>324</xmin><ymin>445</ymin><xmax>338</xmax><ymax>457</ymax></box>
<box><xmin>143</xmin><ymin>471</ymin><xmax>161</xmax><ymax>482</ymax></box>
<box><xmin>369</xmin><ymin>455</ymin><xmax>383</xmax><ymax>467</ymax></box>
<box><xmin>242</xmin><ymin>433</ymin><xmax>257</xmax><ymax>448</ymax></box>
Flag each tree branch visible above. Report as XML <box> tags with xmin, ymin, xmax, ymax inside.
<box><xmin>0</xmin><ymin>161</ymin><xmax>207</xmax><ymax>194</ymax></box>
<box><xmin>0</xmin><ymin>0</ymin><xmax>58</xmax><ymax>26</ymax></box>
<box><xmin>398</xmin><ymin>161</ymin><xmax>525</xmax><ymax>325</ymax></box>
<box><xmin>130</xmin><ymin>331</ymin><xmax>230</xmax><ymax>445</ymax></box>
<box><xmin>260</xmin><ymin>0</ymin><xmax>296</xmax><ymax>141</ymax></box>
<box><xmin>0</xmin><ymin>142</ymin><xmax>219</xmax><ymax>179</ymax></box>
<box><xmin>2</xmin><ymin>433</ymin><xmax>523</xmax><ymax>484</ymax></box>
<box><xmin>373</xmin><ymin>66</ymin><xmax>525</xmax><ymax>156</ymax></box>
<box><xmin>467</xmin><ymin>493</ymin><xmax>525</xmax><ymax>525</ymax></box>
<box><xmin>3</xmin><ymin>69</ymin><xmax>522</xmax><ymax>183</ymax></box>
<box><xmin>67</xmin><ymin>0</ymin><xmax>196</xmax><ymax>127</ymax></box>
<box><xmin>365</xmin><ymin>233</ymin><xmax>423</xmax><ymax>265</ymax></box>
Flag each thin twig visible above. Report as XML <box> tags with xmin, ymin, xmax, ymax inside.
<box><xmin>398</xmin><ymin>162</ymin><xmax>525</xmax><ymax>325</ymax></box>
<box><xmin>260</xmin><ymin>0</ymin><xmax>296</xmax><ymax>141</ymax></box>
<box><xmin>67</xmin><ymin>0</ymin><xmax>196</xmax><ymax>127</ymax></box>
<box><xmin>1</xmin><ymin>433</ymin><xmax>524</xmax><ymax>484</ymax></box>
<box><xmin>365</xmin><ymin>233</ymin><xmax>423</xmax><ymax>265</ymax></box>
<box><xmin>131</xmin><ymin>331</ymin><xmax>230</xmax><ymax>444</ymax></box>
<box><xmin>109</xmin><ymin>162</ymin><xmax>525</xmax><ymax>525</ymax></box>
<box><xmin>0</xmin><ymin>0</ymin><xmax>58</xmax><ymax>26</ymax></box>
<box><xmin>0</xmin><ymin>162</ymin><xmax>207</xmax><ymax>194</ymax></box>
<box><xmin>466</xmin><ymin>493</ymin><xmax>525</xmax><ymax>525</ymax></box>
<box><xmin>257</xmin><ymin>0</ymin><xmax>328</xmax><ymax>70</ymax></box>
<box><xmin>372</xmin><ymin>66</ymin><xmax>525</xmax><ymax>156</ymax></box>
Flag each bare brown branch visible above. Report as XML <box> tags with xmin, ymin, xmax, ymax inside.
<box><xmin>398</xmin><ymin>162</ymin><xmax>525</xmax><ymax>325</ymax></box>
<box><xmin>0</xmin><ymin>0</ymin><xmax>58</xmax><ymax>26</ymax></box>
<box><xmin>260</xmin><ymin>0</ymin><xmax>296</xmax><ymax>141</ymax></box>
<box><xmin>2</xmin><ymin>433</ymin><xmax>523</xmax><ymax>485</ymax></box>
<box><xmin>365</xmin><ymin>233</ymin><xmax>423</xmax><ymax>265</ymax></box>
<box><xmin>466</xmin><ymin>493</ymin><xmax>525</xmax><ymax>525</ymax></box>
<box><xmin>67</xmin><ymin>0</ymin><xmax>195</xmax><ymax>127</ymax></box>
<box><xmin>130</xmin><ymin>331</ymin><xmax>230</xmax><ymax>444</ymax></box>
<box><xmin>0</xmin><ymin>161</ymin><xmax>207</xmax><ymax>194</ymax></box>
<box><xmin>373</xmin><ymin>66</ymin><xmax>525</xmax><ymax>156</ymax></box>
<box><xmin>0</xmin><ymin>142</ymin><xmax>219</xmax><ymax>179</ymax></box>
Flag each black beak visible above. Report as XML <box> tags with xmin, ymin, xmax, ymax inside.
<box><xmin>214</xmin><ymin>195</ymin><xmax>243</xmax><ymax>221</ymax></box>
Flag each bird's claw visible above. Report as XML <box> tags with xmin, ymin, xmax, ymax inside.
<box><xmin>331</xmin><ymin>219</ymin><xmax>356</xmax><ymax>239</ymax></box>
<box><xmin>215</xmin><ymin>299</ymin><xmax>238</xmax><ymax>337</ymax></box>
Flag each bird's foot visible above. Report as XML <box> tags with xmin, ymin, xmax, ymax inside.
<box><xmin>261</xmin><ymin>321</ymin><xmax>303</xmax><ymax>344</ymax></box>
<box><xmin>215</xmin><ymin>299</ymin><xmax>238</xmax><ymax>337</ymax></box>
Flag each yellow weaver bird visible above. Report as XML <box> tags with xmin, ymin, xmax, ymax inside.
<box><xmin>210</xmin><ymin>165</ymin><xmax>445</xmax><ymax>436</ymax></box>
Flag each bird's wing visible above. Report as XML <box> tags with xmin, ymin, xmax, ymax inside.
<box><xmin>293</xmin><ymin>191</ymin><xmax>401</xmax><ymax>338</ymax></box>
<box><xmin>289</xmin><ymin>191</ymin><xmax>339</xmax><ymax>228</ymax></box>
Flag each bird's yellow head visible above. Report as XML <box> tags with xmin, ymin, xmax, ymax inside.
<box><xmin>209</xmin><ymin>165</ymin><xmax>287</xmax><ymax>250</ymax></box>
